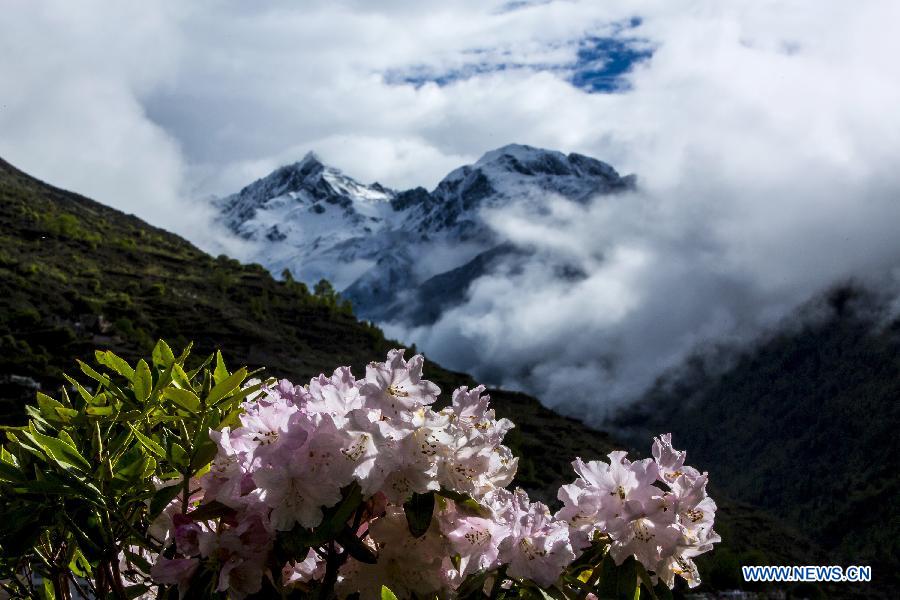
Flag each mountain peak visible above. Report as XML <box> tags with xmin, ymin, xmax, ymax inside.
<box><xmin>474</xmin><ymin>143</ymin><xmax>567</xmax><ymax>169</ymax></box>
<box><xmin>293</xmin><ymin>150</ymin><xmax>324</xmax><ymax>169</ymax></box>
<box><xmin>468</xmin><ymin>144</ymin><xmax>630</xmax><ymax>185</ymax></box>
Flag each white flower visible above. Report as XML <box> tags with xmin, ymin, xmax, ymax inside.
<box><xmin>359</xmin><ymin>349</ymin><xmax>440</xmax><ymax>417</ymax></box>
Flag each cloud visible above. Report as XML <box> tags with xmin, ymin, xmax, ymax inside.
<box><xmin>3</xmin><ymin>1</ymin><xmax>900</xmax><ymax>417</ymax></box>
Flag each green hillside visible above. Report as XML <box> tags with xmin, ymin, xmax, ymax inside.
<box><xmin>619</xmin><ymin>286</ymin><xmax>900</xmax><ymax>595</ymax></box>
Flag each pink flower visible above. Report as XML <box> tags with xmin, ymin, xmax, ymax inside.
<box><xmin>303</xmin><ymin>366</ymin><xmax>363</xmax><ymax>417</ymax></box>
<box><xmin>339</xmin><ymin>506</ymin><xmax>452</xmax><ymax>599</ymax></box>
<box><xmin>495</xmin><ymin>489</ymin><xmax>578</xmax><ymax>587</ymax></box>
<box><xmin>359</xmin><ymin>349</ymin><xmax>440</xmax><ymax>416</ymax></box>
<box><xmin>197</xmin><ymin>510</ymin><xmax>273</xmax><ymax>599</ymax></box>
<box><xmin>283</xmin><ymin>549</ymin><xmax>325</xmax><ymax>587</ymax></box>
<box><xmin>254</xmin><ymin>413</ymin><xmax>355</xmax><ymax>529</ymax></box>
<box><xmin>150</xmin><ymin>558</ymin><xmax>198</xmax><ymax>598</ymax></box>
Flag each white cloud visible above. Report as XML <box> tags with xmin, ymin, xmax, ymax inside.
<box><xmin>3</xmin><ymin>0</ymin><xmax>900</xmax><ymax>416</ymax></box>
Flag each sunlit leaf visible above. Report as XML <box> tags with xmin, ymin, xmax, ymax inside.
<box><xmin>152</xmin><ymin>339</ymin><xmax>176</xmax><ymax>369</ymax></box>
<box><xmin>127</xmin><ymin>424</ymin><xmax>165</xmax><ymax>458</ymax></box>
<box><xmin>206</xmin><ymin>368</ymin><xmax>247</xmax><ymax>405</ymax></box>
<box><xmin>96</xmin><ymin>350</ymin><xmax>135</xmax><ymax>381</ymax></box>
<box><xmin>134</xmin><ymin>359</ymin><xmax>153</xmax><ymax>402</ymax></box>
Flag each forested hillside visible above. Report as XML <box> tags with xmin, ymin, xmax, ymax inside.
<box><xmin>619</xmin><ymin>285</ymin><xmax>900</xmax><ymax>594</ymax></box>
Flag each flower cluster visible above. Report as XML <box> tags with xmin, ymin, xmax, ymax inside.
<box><xmin>149</xmin><ymin>350</ymin><xmax>718</xmax><ymax>598</ymax></box>
<box><xmin>557</xmin><ymin>435</ymin><xmax>721</xmax><ymax>588</ymax></box>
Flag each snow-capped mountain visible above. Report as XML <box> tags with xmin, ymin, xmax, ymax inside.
<box><xmin>216</xmin><ymin>144</ymin><xmax>636</xmax><ymax>324</ymax></box>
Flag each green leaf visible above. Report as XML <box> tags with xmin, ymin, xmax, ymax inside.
<box><xmin>134</xmin><ymin>359</ymin><xmax>153</xmax><ymax>402</ymax></box>
<box><xmin>438</xmin><ymin>489</ymin><xmax>488</xmax><ymax>516</ymax></box>
<box><xmin>36</xmin><ymin>392</ymin><xmax>64</xmax><ymax>419</ymax></box>
<box><xmin>403</xmin><ymin>491</ymin><xmax>435</xmax><ymax>538</ymax></box>
<box><xmin>175</xmin><ymin>341</ymin><xmax>194</xmax><ymax>366</ymax></box>
<box><xmin>78</xmin><ymin>360</ymin><xmax>114</xmax><ymax>389</ymax></box>
<box><xmin>127</xmin><ymin>425</ymin><xmax>165</xmax><ymax>458</ymax></box>
<box><xmin>0</xmin><ymin>460</ymin><xmax>24</xmax><ymax>483</ymax></box>
<box><xmin>651</xmin><ymin>582</ymin><xmax>672</xmax><ymax>600</ymax></box>
<box><xmin>85</xmin><ymin>405</ymin><xmax>115</xmax><ymax>416</ymax></box>
<box><xmin>150</xmin><ymin>483</ymin><xmax>184</xmax><ymax>516</ymax></box>
<box><xmin>152</xmin><ymin>339</ymin><xmax>176</xmax><ymax>369</ymax></box>
<box><xmin>58</xmin><ymin>429</ymin><xmax>77</xmax><ymax>448</ymax></box>
<box><xmin>191</xmin><ymin>440</ymin><xmax>218</xmax><ymax>470</ymax></box>
<box><xmin>169</xmin><ymin>442</ymin><xmax>188</xmax><ymax>467</ymax></box>
<box><xmin>24</xmin><ymin>429</ymin><xmax>92</xmax><ymax>472</ymax></box>
<box><xmin>63</xmin><ymin>374</ymin><xmax>93</xmax><ymax>403</ymax></box>
<box><xmin>41</xmin><ymin>576</ymin><xmax>56</xmax><ymax>600</ymax></box>
<box><xmin>206</xmin><ymin>367</ymin><xmax>247</xmax><ymax>405</ymax></box>
<box><xmin>455</xmin><ymin>569</ymin><xmax>489</xmax><ymax>599</ymax></box>
<box><xmin>114</xmin><ymin>454</ymin><xmax>152</xmax><ymax>482</ymax></box>
<box><xmin>163</xmin><ymin>388</ymin><xmax>201</xmax><ymax>413</ymax></box>
<box><xmin>125</xmin><ymin>584</ymin><xmax>151</xmax><ymax>600</ymax></box>
<box><xmin>96</xmin><ymin>350</ymin><xmax>135</xmax><ymax>381</ymax></box>
<box><xmin>381</xmin><ymin>586</ymin><xmax>399</xmax><ymax>600</ymax></box>
<box><xmin>214</xmin><ymin>350</ymin><xmax>229</xmax><ymax>383</ymax></box>
<box><xmin>54</xmin><ymin>406</ymin><xmax>79</xmax><ymax>421</ymax></box>
<box><xmin>188</xmin><ymin>501</ymin><xmax>235</xmax><ymax>521</ymax></box>
<box><xmin>68</xmin><ymin>548</ymin><xmax>93</xmax><ymax>578</ymax></box>
<box><xmin>171</xmin><ymin>363</ymin><xmax>193</xmax><ymax>390</ymax></box>
<box><xmin>596</xmin><ymin>555</ymin><xmax>639</xmax><ymax>600</ymax></box>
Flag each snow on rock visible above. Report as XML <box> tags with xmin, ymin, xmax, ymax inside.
<box><xmin>214</xmin><ymin>145</ymin><xmax>636</xmax><ymax>322</ymax></box>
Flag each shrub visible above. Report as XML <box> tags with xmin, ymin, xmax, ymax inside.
<box><xmin>0</xmin><ymin>343</ymin><xmax>719</xmax><ymax>599</ymax></box>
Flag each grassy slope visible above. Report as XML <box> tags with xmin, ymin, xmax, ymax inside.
<box><xmin>2</xmin><ymin>157</ymin><xmax>846</xmax><ymax>596</ymax></box>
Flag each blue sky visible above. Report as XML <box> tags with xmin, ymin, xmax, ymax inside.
<box><xmin>388</xmin><ymin>18</ymin><xmax>653</xmax><ymax>94</ymax></box>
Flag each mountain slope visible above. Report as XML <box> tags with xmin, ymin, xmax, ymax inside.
<box><xmin>215</xmin><ymin>144</ymin><xmax>636</xmax><ymax>324</ymax></box>
<box><xmin>0</xmin><ymin>155</ymin><xmax>621</xmax><ymax>496</ymax></box>
<box><xmin>0</xmin><ymin>157</ymin><xmax>843</xmax><ymax>596</ymax></box>
<box><xmin>617</xmin><ymin>285</ymin><xmax>900</xmax><ymax>593</ymax></box>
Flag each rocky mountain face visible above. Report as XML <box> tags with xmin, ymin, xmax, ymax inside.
<box><xmin>216</xmin><ymin>144</ymin><xmax>636</xmax><ymax>324</ymax></box>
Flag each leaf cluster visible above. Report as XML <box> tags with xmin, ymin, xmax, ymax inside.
<box><xmin>0</xmin><ymin>340</ymin><xmax>258</xmax><ymax>599</ymax></box>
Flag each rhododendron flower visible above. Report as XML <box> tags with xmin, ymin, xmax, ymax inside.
<box><xmin>303</xmin><ymin>366</ymin><xmax>364</xmax><ymax>417</ymax></box>
<box><xmin>437</xmin><ymin>386</ymin><xmax>518</xmax><ymax>497</ymax></box>
<box><xmin>147</xmin><ymin>350</ymin><xmax>718</xmax><ymax>598</ymax></box>
<box><xmin>557</xmin><ymin>436</ymin><xmax>719</xmax><ymax>588</ymax></box>
<box><xmin>197</xmin><ymin>511</ymin><xmax>273</xmax><ymax>598</ymax></box>
<box><xmin>339</xmin><ymin>506</ymin><xmax>452</xmax><ymax>599</ymax></box>
<box><xmin>283</xmin><ymin>549</ymin><xmax>326</xmax><ymax>587</ymax></box>
<box><xmin>150</xmin><ymin>558</ymin><xmax>198</xmax><ymax>598</ymax></box>
<box><xmin>439</xmin><ymin>504</ymin><xmax>506</xmax><ymax>579</ymax></box>
<box><xmin>202</xmin><ymin>427</ymin><xmax>259</xmax><ymax>508</ymax></box>
<box><xmin>254</xmin><ymin>413</ymin><xmax>355</xmax><ymax>529</ymax></box>
<box><xmin>494</xmin><ymin>489</ymin><xmax>579</xmax><ymax>587</ymax></box>
<box><xmin>359</xmin><ymin>349</ymin><xmax>440</xmax><ymax>416</ymax></box>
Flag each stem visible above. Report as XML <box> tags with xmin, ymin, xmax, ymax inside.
<box><xmin>69</xmin><ymin>571</ymin><xmax>90</xmax><ymax>600</ymax></box>
<box><xmin>110</xmin><ymin>554</ymin><xmax>128</xmax><ymax>600</ymax></box>
<box><xmin>181</xmin><ymin>469</ymin><xmax>192</xmax><ymax>515</ymax></box>
<box><xmin>320</xmin><ymin>540</ymin><xmax>339</xmax><ymax>600</ymax></box>
<box><xmin>98</xmin><ymin>557</ymin><xmax>127</xmax><ymax>600</ymax></box>
<box><xmin>52</xmin><ymin>572</ymin><xmax>67</xmax><ymax>600</ymax></box>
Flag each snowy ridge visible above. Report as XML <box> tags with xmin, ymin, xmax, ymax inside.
<box><xmin>215</xmin><ymin>144</ymin><xmax>635</xmax><ymax>321</ymax></box>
